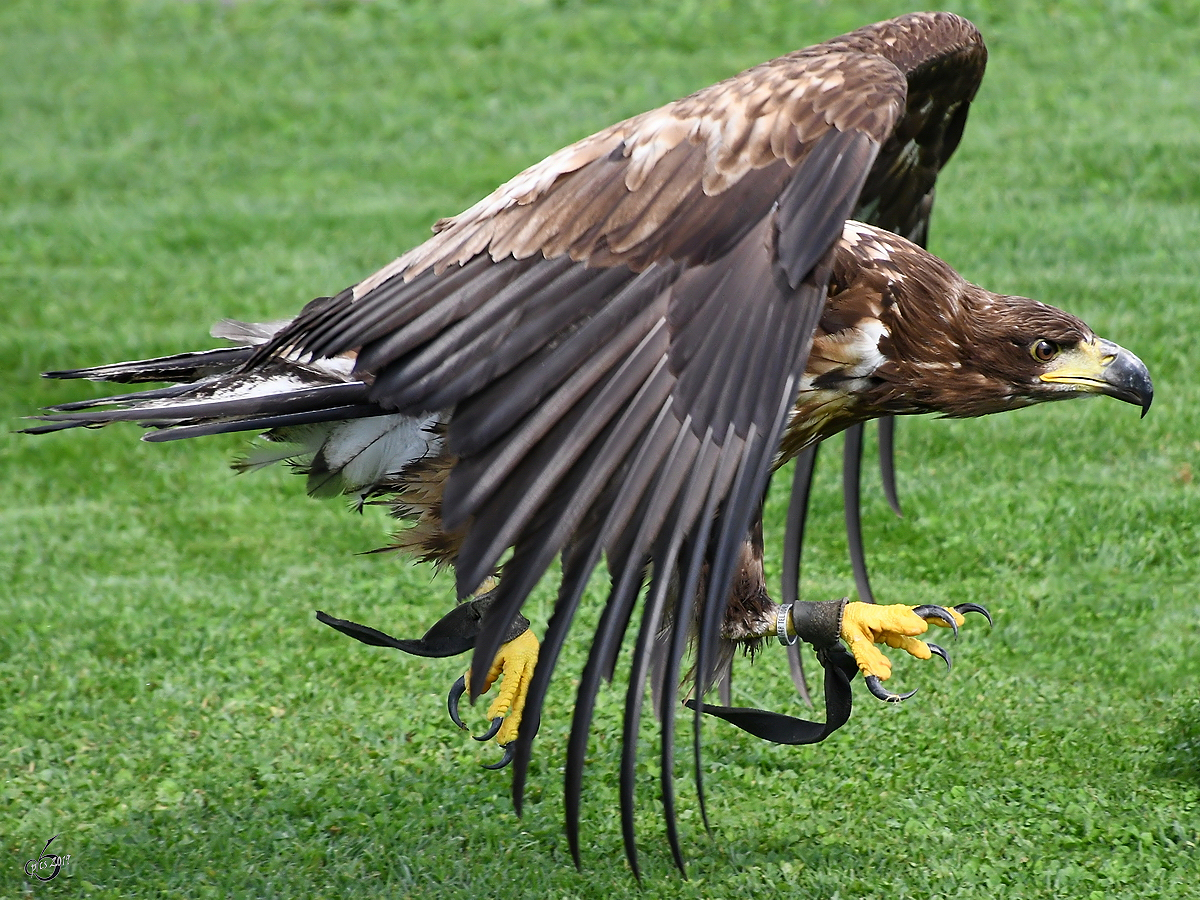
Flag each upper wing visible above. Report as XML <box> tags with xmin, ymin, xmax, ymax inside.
<box><xmin>256</xmin><ymin>11</ymin><xmax>985</xmax><ymax>873</ymax></box>
<box><xmin>844</xmin><ymin>12</ymin><xmax>987</xmax><ymax>241</ymax></box>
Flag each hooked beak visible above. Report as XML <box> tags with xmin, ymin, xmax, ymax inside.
<box><xmin>1040</xmin><ymin>338</ymin><xmax>1153</xmax><ymax>418</ymax></box>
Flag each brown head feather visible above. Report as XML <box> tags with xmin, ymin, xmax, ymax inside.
<box><xmin>781</xmin><ymin>221</ymin><xmax>1127</xmax><ymax>460</ymax></box>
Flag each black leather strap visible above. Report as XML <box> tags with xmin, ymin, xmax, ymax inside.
<box><xmin>789</xmin><ymin>597</ymin><xmax>847</xmax><ymax>649</ymax></box>
<box><xmin>684</xmin><ymin>644</ymin><xmax>858</xmax><ymax>744</ymax></box>
<box><xmin>317</xmin><ymin>592</ymin><xmax>529</xmax><ymax>659</ymax></box>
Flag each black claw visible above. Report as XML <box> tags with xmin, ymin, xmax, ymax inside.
<box><xmin>448</xmin><ymin>675</ymin><xmax>468</xmax><ymax>730</ymax></box>
<box><xmin>474</xmin><ymin>716</ymin><xmax>504</xmax><ymax>742</ymax></box>
<box><xmin>865</xmin><ymin>674</ymin><xmax>917</xmax><ymax>703</ymax></box>
<box><xmin>954</xmin><ymin>602</ymin><xmax>994</xmax><ymax>627</ymax></box>
<box><xmin>927</xmin><ymin>642</ymin><xmax>952</xmax><ymax>672</ymax></box>
<box><xmin>484</xmin><ymin>743</ymin><xmax>515</xmax><ymax>770</ymax></box>
<box><xmin>912</xmin><ymin>604</ymin><xmax>959</xmax><ymax>639</ymax></box>
<box><xmin>449</xmin><ymin>676</ymin><xmax>504</xmax><ymax>741</ymax></box>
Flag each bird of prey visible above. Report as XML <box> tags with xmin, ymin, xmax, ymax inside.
<box><xmin>27</xmin><ymin>12</ymin><xmax>1152</xmax><ymax>877</ymax></box>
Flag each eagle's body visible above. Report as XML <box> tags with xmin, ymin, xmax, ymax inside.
<box><xmin>28</xmin><ymin>12</ymin><xmax>1152</xmax><ymax>876</ymax></box>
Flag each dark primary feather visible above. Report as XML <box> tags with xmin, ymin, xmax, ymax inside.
<box><xmin>829</xmin><ymin>10</ymin><xmax>983</xmax><ymax>611</ymax></box>
<box><xmin>878</xmin><ymin>416</ymin><xmax>903</xmax><ymax>516</ymax></box>
<box><xmin>842</xmin><ymin>420</ymin><xmax>877</xmax><ymax>604</ymax></box>
<box><xmin>813</xmin><ymin>11</ymin><xmax>984</xmax><ymax>610</ymax></box>
<box><xmin>781</xmin><ymin>442</ymin><xmax>819</xmax><ymax>703</ymax></box>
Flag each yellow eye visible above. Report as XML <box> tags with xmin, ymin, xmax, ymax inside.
<box><xmin>1031</xmin><ymin>340</ymin><xmax>1058</xmax><ymax>362</ymax></box>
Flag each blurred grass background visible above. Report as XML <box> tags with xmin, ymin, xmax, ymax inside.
<box><xmin>3</xmin><ymin>0</ymin><xmax>1198</xmax><ymax>896</ymax></box>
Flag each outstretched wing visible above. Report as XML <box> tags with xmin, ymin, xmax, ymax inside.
<box><xmin>255</xmin><ymin>11</ymin><xmax>985</xmax><ymax>873</ymax></box>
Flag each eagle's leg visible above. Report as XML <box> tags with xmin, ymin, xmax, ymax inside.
<box><xmin>786</xmin><ymin>599</ymin><xmax>991</xmax><ymax>702</ymax></box>
<box><xmin>449</xmin><ymin>629</ymin><xmax>540</xmax><ymax>747</ymax></box>
<box><xmin>443</xmin><ymin>588</ymin><xmax>540</xmax><ymax>768</ymax></box>
<box><xmin>719</xmin><ymin>512</ymin><xmax>991</xmax><ymax>704</ymax></box>
<box><xmin>316</xmin><ymin>586</ymin><xmax>538</xmax><ymax>766</ymax></box>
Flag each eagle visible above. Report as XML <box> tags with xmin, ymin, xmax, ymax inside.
<box><xmin>27</xmin><ymin>12</ymin><xmax>1152</xmax><ymax>877</ymax></box>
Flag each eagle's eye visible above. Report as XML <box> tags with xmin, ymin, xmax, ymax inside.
<box><xmin>1031</xmin><ymin>339</ymin><xmax>1059</xmax><ymax>362</ymax></box>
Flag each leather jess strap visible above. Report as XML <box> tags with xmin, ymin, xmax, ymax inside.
<box><xmin>320</xmin><ymin>603</ymin><xmax>859</xmax><ymax>747</ymax></box>
<box><xmin>684</xmin><ymin>644</ymin><xmax>859</xmax><ymax>744</ymax></box>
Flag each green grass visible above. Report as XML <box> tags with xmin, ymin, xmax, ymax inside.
<box><xmin>3</xmin><ymin>0</ymin><xmax>1199</xmax><ymax>896</ymax></box>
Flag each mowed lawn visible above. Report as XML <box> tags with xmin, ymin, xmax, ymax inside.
<box><xmin>3</xmin><ymin>0</ymin><xmax>1198</xmax><ymax>896</ymax></box>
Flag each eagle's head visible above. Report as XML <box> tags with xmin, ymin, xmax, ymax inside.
<box><xmin>783</xmin><ymin>222</ymin><xmax>1153</xmax><ymax>453</ymax></box>
<box><xmin>875</xmin><ymin>285</ymin><xmax>1154</xmax><ymax>418</ymax></box>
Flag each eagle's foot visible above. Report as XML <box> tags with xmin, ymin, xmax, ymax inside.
<box><xmin>840</xmin><ymin>601</ymin><xmax>990</xmax><ymax>703</ymax></box>
<box><xmin>445</xmin><ymin>628</ymin><xmax>540</xmax><ymax>768</ymax></box>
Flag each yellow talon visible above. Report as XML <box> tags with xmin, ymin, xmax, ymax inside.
<box><xmin>469</xmin><ymin>628</ymin><xmax>540</xmax><ymax>746</ymax></box>
<box><xmin>837</xmin><ymin>601</ymin><xmax>978</xmax><ymax>703</ymax></box>
<box><xmin>840</xmin><ymin>601</ymin><xmax>939</xmax><ymax>681</ymax></box>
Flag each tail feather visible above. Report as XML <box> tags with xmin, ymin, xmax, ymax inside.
<box><xmin>141</xmin><ymin>403</ymin><xmax>385</xmax><ymax>443</ymax></box>
<box><xmin>210</xmin><ymin>317</ymin><xmax>293</xmax><ymax>346</ymax></box>
<box><xmin>29</xmin><ymin>317</ymin><xmax>447</xmax><ymax>506</ymax></box>
<box><xmin>41</xmin><ymin>315</ymin><xmax>290</xmax><ymax>386</ymax></box>
<box><xmin>43</xmin><ymin>347</ymin><xmax>254</xmax><ymax>385</ymax></box>
<box><xmin>44</xmin><ymin>381</ymin><xmax>203</xmax><ymax>412</ymax></box>
<box><xmin>30</xmin><ymin>381</ymin><xmax>373</xmax><ymax>430</ymax></box>
<box><xmin>232</xmin><ymin>428</ymin><xmax>327</xmax><ymax>473</ymax></box>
